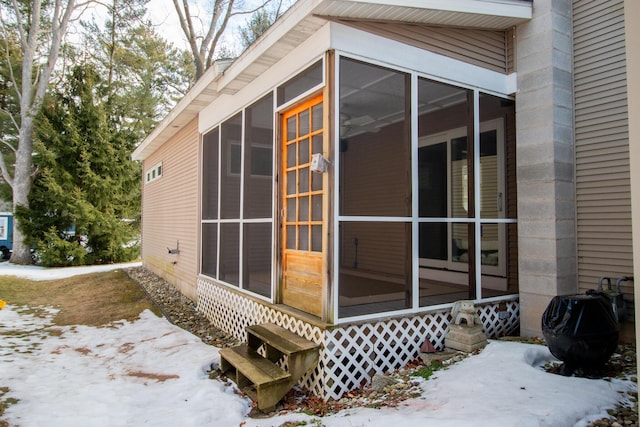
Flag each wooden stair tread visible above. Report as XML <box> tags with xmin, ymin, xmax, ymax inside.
<box><xmin>219</xmin><ymin>344</ymin><xmax>290</xmax><ymax>385</ymax></box>
<box><xmin>247</xmin><ymin>323</ymin><xmax>318</xmax><ymax>355</ymax></box>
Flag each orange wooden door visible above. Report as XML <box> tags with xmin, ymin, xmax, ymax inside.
<box><xmin>281</xmin><ymin>95</ymin><xmax>325</xmax><ymax>317</ymax></box>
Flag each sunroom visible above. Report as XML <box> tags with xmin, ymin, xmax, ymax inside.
<box><xmin>137</xmin><ymin>0</ymin><xmax>532</xmax><ymax>400</ymax></box>
<box><xmin>199</xmin><ymin>53</ymin><xmax>519</xmax><ymax>321</ymax></box>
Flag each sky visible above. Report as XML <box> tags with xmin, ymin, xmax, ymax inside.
<box><xmin>0</xmin><ymin>261</ymin><xmax>637</xmax><ymax>427</ymax></box>
<box><xmin>145</xmin><ymin>0</ymin><xmax>191</xmax><ymax>49</ymax></box>
<box><xmin>80</xmin><ymin>0</ymin><xmax>259</xmax><ymax>52</ymax></box>
<box><xmin>144</xmin><ymin>0</ymin><xmax>294</xmax><ymax>52</ymax></box>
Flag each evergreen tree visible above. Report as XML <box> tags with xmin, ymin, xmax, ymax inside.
<box><xmin>238</xmin><ymin>1</ymin><xmax>286</xmax><ymax>50</ymax></box>
<box><xmin>0</xmin><ymin>0</ymin><xmax>87</xmax><ymax>264</ymax></box>
<box><xmin>81</xmin><ymin>0</ymin><xmax>194</xmax><ymax>136</ymax></box>
<box><xmin>0</xmin><ymin>34</ymin><xmax>21</xmax><ymax>204</ymax></box>
<box><xmin>14</xmin><ymin>0</ymin><xmax>192</xmax><ymax>266</ymax></box>
<box><xmin>21</xmin><ymin>64</ymin><xmax>140</xmax><ymax>266</ymax></box>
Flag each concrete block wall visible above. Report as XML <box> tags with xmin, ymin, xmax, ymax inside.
<box><xmin>515</xmin><ymin>0</ymin><xmax>578</xmax><ymax>337</ymax></box>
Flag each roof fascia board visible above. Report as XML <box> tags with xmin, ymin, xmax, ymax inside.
<box><xmin>331</xmin><ymin>22</ymin><xmax>515</xmax><ymax>95</ymax></box>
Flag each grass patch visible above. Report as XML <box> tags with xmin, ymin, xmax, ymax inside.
<box><xmin>411</xmin><ymin>362</ymin><xmax>445</xmax><ymax>381</ymax></box>
<box><xmin>0</xmin><ymin>386</ymin><xmax>18</xmax><ymax>425</ymax></box>
<box><xmin>0</xmin><ymin>269</ymin><xmax>161</xmax><ymax>326</ymax></box>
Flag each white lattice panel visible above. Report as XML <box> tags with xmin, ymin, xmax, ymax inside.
<box><xmin>197</xmin><ymin>278</ymin><xmax>328</xmax><ymax>395</ymax></box>
<box><xmin>198</xmin><ymin>278</ymin><xmax>519</xmax><ymax>401</ymax></box>
<box><xmin>479</xmin><ymin>300</ymin><xmax>520</xmax><ymax>338</ymax></box>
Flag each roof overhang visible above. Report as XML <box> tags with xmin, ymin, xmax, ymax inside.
<box><xmin>132</xmin><ymin>0</ymin><xmax>531</xmax><ymax>161</ymax></box>
<box><xmin>314</xmin><ymin>0</ymin><xmax>532</xmax><ymax>29</ymax></box>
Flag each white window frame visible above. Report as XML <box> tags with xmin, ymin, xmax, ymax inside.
<box><xmin>145</xmin><ymin>162</ymin><xmax>163</xmax><ymax>184</ymax></box>
<box><xmin>418</xmin><ymin>118</ymin><xmax>506</xmax><ymax>277</ymax></box>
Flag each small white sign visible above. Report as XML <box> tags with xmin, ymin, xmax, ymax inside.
<box><xmin>0</xmin><ymin>217</ymin><xmax>7</xmax><ymax>240</ymax></box>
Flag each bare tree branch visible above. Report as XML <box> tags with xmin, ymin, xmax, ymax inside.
<box><xmin>204</xmin><ymin>0</ymin><xmax>235</xmax><ymax>70</ymax></box>
<box><xmin>0</xmin><ymin>150</ymin><xmax>14</xmax><ymax>189</ymax></box>
<box><xmin>0</xmin><ymin>107</ymin><xmax>20</xmax><ymax>136</ymax></box>
<box><xmin>172</xmin><ymin>0</ymin><xmax>205</xmax><ymax>76</ymax></box>
<box><xmin>172</xmin><ymin>0</ymin><xmax>273</xmax><ymax>80</ymax></box>
<box><xmin>0</xmin><ymin>27</ymin><xmax>22</xmax><ymax>107</ymax></box>
<box><xmin>229</xmin><ymin>1</ymin><xmax>272</xmax><ymax>17</ymax></box>
<box><xmin>0</xmin><ymin>133</ymin><xmax>17</xmax><ymax>153</ymax></box>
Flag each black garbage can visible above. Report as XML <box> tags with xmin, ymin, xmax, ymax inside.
<box><xmin>541</xmin><ymin>292</ymin><xmax>619</xmax><ymax>375</ymax></box>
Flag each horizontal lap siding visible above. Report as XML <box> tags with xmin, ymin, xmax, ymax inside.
<box><xmin>573</xmin><ymin>0</ymin><xmax>633</xmax><ymax>297</ymax></box>
<box><xmin>142</xmin><ymin>118</ymin><xmax>200</xmax><ymax>300</ymax></box>
<box><xmin>337</xmin><ymin>20</ymin><xmax>509</xmax><ymax>73</ymax></box>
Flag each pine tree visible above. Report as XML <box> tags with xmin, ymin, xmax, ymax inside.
<box><xmin>0</xmin><ymin>0</ymin><xmax>86</xmax><ymax>264</ymax></box>
<box><xmin>16</xmin><ymin>0</ymin><xmax>192</xmax><ymax>266</ymax></box>
<box><xmin>238</xmin><ymin>1</ymin><xmax>287</xmax><ymax>50</ymax></box>
<box><xmin>21</xmin><ymin>65</ymin><xmax>140</xmax><ymax>266</ymax></box>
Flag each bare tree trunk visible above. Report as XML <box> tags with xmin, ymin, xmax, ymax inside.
<box><xmin>9</xmin><ymin>117</ymin><xmax>35</xmax><ymax>264</ymax></box>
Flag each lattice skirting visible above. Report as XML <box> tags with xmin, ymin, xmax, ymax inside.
<box><xmin>197</xmin><ymin>278</ymin><xmax>520</xmax><ymax>401</ymax></box>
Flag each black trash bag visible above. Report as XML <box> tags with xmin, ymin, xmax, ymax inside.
<box><xmin>541</xmin><ymin>293</ymin><xmax>619</xmax><ymax>376</ymax></box>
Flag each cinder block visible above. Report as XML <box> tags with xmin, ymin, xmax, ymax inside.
<box><xmin>445</xmin><ymin>324</ymin><xmax>488</xmax><ymax>352</ymax></box>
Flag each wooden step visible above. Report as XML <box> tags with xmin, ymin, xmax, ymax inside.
<box><xmin>247</xmin><ymin>323</ymin><xmax>320</xmax><ymax>389</ymax></box>
<box><xmin>246</xmin><ymin>323</ymin><xmax>318</xmax><ymax>356</ymax></box>
<box><xmin>219</xmin><ymin>344</ymin><xmax>291</xmax><ymax>412</ymax></box>
<box><xmin>220</xmin><ymin>324</ymin><xmax>320</xmax><ymax>412</ymax></box>
<box><xmin>219</xmin><ymin>344</ymin><xmax>290</xmax><ymax>385</ymax></box>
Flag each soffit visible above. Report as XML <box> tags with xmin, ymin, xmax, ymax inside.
<box><xmin>314</xmin><ymin>0</ymin><xmax>532</xmax><ymax>29</ymax></box>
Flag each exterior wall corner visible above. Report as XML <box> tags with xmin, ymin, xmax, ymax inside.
<box><xmin>515</xmin><ymin>0</ymin><xmax>577</xmax><ymax>336</ymax></box>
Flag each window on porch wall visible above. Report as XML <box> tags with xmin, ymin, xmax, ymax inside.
<box><xmin>201</xmin><ymin>94</ymin><xmax>274</xmax><ymax>298</ymax></box>
<box><xmin>337</xmin><ymin>57</ymin><xmax>518</xmax><ymax>319</ymax></box>
<box><xmin>338</xmin><ymin>58</ymin><xmax>412</xmax><ymax>318</ymax></box>
<box><xmin>417</xmin><ymin>82</ymin><xmax>518</xmax><ymax>306</ymax></box>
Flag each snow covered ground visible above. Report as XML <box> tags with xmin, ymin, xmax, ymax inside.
<box><xmin>0</xmin><ymin>262</ymin><xmax>636</xmax><ymax>426</ymax></box>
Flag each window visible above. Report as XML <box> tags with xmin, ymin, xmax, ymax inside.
<box><xmin>335</xmin><ymin>56</ymin><xmax>518</xmax><ymax>320</ymax></box>
<box><xmin>277</xmin><ymin>60</ymin><xmax>323</xmax><ymax>106</ymax></box>
<box><xmin>220</xmin><ymin>114</ymin><xmax>242</xmax><ymax>219</ymax></box>
<box><xmin>415</xmin><ymin>79</ymin><xmax>516</xmax><ymax>306</ymax></box>
<box><xmin>201</xmin><ymin>93</ymin><xmax>274</xmax><ymax>298</ymax></box>
<box><xmin>145</xmin><ymin>162</ymin><xmax>163</xmax><ymax>183</ymax></box>
<box><xmin>228</xmin><ymin>143</ymin><xmax>272</xmax><ymax>177</ymax></box>
<box><xmin>338</xmin><ymin>57</ymin><xmax>412</xmax><ymax>317</ymax></box>
<box><xmin>202</xmin><ymin>131</ymin><xmax>219</xmax><ymax>220</ymax></box>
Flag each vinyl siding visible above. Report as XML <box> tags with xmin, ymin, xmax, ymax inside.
<box><xmin>335</xmin><ymin>19</ymin><xmax>512</xmax><ymax>73</ymax></box>
<box><xmin>573</xmin><ymin>0</ymin><xmax>633</xmax><ymax>298</ymax></box>
<box><xmin>141</xmin><ymin>118</ymin><xmax>200</xmax><ymax>300</ymax></box>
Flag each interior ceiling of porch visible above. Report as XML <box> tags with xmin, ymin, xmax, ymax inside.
<box><xmin>133</xmin><ymin>0</ymin><xmax>531</xmax><ymax>161</ymax></box>
<box><xmin>340</xmin><ymin>67</ymin><xmax>469</xmax><ymax>139</ymax></box>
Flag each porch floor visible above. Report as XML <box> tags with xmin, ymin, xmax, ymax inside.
<box><xmin>338</xmin><ymin>274</ymin><xmax>509</xmax><ymax>317</ymax></box>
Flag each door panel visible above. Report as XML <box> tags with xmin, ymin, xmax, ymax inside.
<box><xmin>282</xmin><ymin>95</ymin><xmax>325</xmax><ymax>317</ymax></box>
